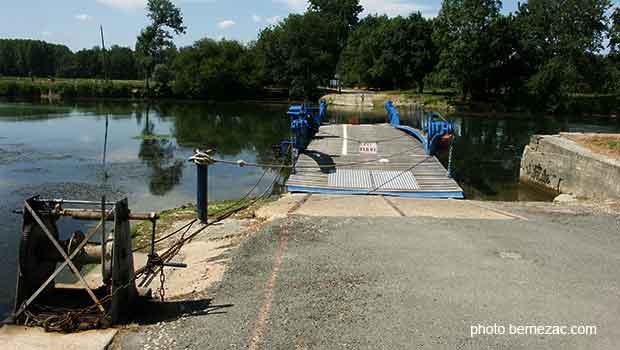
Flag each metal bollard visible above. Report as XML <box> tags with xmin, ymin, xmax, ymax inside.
<box><xmin>189</xmin><ymin>149</ymin><xmax>215</xmax><ymax>225</ymax></box>
<box><xmin>196</xmin><ymin>163</ymin><xmax>208</xmax><ymax>224</ymax></box>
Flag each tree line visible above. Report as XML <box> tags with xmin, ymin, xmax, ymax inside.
<box><xmin>1</xmin><ymin>0</ymin><xmax>619</xmax><ymax>112</ymax></box>
<box><xmin>0</xmin><ymin>39</ymin><xmax>139</xmax><ymax>80</ymax></box>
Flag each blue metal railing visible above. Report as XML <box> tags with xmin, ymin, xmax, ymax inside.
<box><xmin>288</xmin><ymin>100</ymin><xmax>327</xmax><ymax>151</ymax></box>
<box><xmin>385</xmin><ymin>100</ymin><xmax>454</xmax><ymax>156</ymax></box>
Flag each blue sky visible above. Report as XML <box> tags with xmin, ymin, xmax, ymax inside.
<box><xmin>0</xmin><ymin>0</ymin><xmax>522</xmax><ymax>51</ymax></box>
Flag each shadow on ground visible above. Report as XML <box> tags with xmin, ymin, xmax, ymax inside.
<box><xmin>130</xmin><ymin>297</ymin><xmax>233</xmax><ymax>325</ymax></box>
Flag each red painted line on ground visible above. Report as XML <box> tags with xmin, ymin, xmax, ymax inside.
<box><xmin>247</xmin><ymin>194</ymin><xmax>311</xmax><ymax>350</ymax></box>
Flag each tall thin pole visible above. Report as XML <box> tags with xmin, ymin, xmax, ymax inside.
<box><xmin>103</xmin><ymin>114</ymin><xmax>109</xmax><ymax>179</ymax></box>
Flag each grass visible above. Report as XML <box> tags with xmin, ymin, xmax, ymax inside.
<box><xmin>130</xmin><ymin>198</ymin><xmax>273</xmax><ymax>253</ymax></box>
<box><xmin>0</xmin><ymin>76</ymin><xmax>144</xmax><ymax>99</ymax></box>
<box><xmin>132</xmin><ymin>133</ymin><xmax>173</xmax><ymax>140</ymax></box>
<box><xmin>587</xmin><ymin>137</ymin><xmax>620</xmax><ymax>152</ymax></box>
<box><xmin>567</xmin><ymin>134</ymin><xmax>620</xmax><ymax>160</ymax></box>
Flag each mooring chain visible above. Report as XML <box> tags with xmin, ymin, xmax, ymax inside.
<box><xmin>447</xmin><ymin>137</ymin><xmax>455</xmax><ymax>178</ymax></box>
<box><xmin>159</xmin><ymin>267</ymin><xmax>166</xmax><ymax>301</ymax></box>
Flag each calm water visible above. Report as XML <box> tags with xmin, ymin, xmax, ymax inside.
<box><xmin>1</xmin><ymin>100</ymin><xmax>619</xmax><ymax>318</ymax></box>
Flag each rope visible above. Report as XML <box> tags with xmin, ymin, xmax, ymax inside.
<box><xmin>447</xmin><ymin>137</ymin><xmax>454</xmax><ymax>178</ymax></box>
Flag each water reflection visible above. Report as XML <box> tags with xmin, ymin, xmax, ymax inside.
<box><xmin>447</xmin><ymin>114</ymin><xmax>620</xmax><ymax>200</ymax></box>
<box><xmin>168</xmin><ymin>103</ymin><xmax>288</xmax><ymax>165</ymax></box>
<box><xmin>137</xmin><ymin>107</ymin><xmax>184</xmax><ymax>196</ymax></box>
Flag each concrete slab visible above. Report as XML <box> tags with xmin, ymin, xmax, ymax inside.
<box><xmin>388</xmin><ymin>197</ymin><xmax>519</xmax><ymax>220</ymax></box>
<box><xmin>256</xmin><ymin>194</ymin><xmax>310</xmax><ymax>220</ymax></box>
<box><xmin>0</xmin><ymin>325</ymin><xmax>117</xmax><ymax>350</ymax></box>
<box><xmin>285</xmin><ymin>194</ymin><xmax>518</xmax><ymax>220</ymax></box>
<box><xmin>294</xmin><ymin>194</ymin><xmax>401</xmax><ymax>217</ymax></box>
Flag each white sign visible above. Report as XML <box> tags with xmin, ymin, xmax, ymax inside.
<box><xmin>359</xmin><ymin>142</ymin><xmax>377</xmax><ymax>154</ymax></box>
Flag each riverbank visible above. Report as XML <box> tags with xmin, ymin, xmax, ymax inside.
<box><xmin>520</xmin><ymin>133</ymin><xmax>620</xmax><ymax>199</ymax></box>
<box><xmin>0</xmin><ymin>77</ymin><xmax>144</xmax><ymax>100</ymax></box>
<box><xmin>323</xmin><ymin>90</ymin><xmax>620</xmax><ymax>117</ymax></box>
<box><xmin>0</xmin><ymin>78</ymin><xmax>292</xmax><ymax>102</ymax></box>
<box><xmin>322</xmin><ymin>90</ymin><xmax>456</xmax><ymax>113</ymax></box>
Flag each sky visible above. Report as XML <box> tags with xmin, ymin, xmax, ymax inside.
<box><xmin>0</xmin><ymin>0</ymin><xmax>523</xmax><ymax>51</ymax></box>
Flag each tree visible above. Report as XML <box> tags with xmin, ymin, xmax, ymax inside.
<box><xmin>516</xmin><ymin>0</ymin><xmax>613</xmax><ymax>109</ymax></box>
<box><xmin>108</xmin><ymin>46</ymin><xmax>139</xmax><ymax>80</ymax></box>
<box><xmin>308</xmin><ymin>0</ymin><xmax>363</xmax><ymax>26</ymax></box>
<box><xmin>517</xmin><ymin>0</ymin><xmax>611</xmax><ymax>61</ymax></box>
<box><xmin>308</xmin><ymin>0</ymin><xmax>363</xmax><ymax>52</ymax></box>
<box><xmin>136</xmin><ymin>0</ymin><xmax>186</xmax><ymax>93</ymax></box>
<box><xmin>433</xmin><ymin>0</ymin><xmax>504</xmax><ymax>99</ymax></box>
<box><xmin>338</xmin><ymin>14</ymin><xmax>437</xmax><ymax>91</ymax></box>
<box><xmin>399</xmin><ymin>13</ymin><xmax>437</xmax><ymax>92</ymax></box>
<box><xmin>172</xmin><ymin>39</ymin><xmax>257</xmax><ymax>99</ymax></box>
<box><xmin>255</xmin><ymin>12</ymin><xmax>340</xmax><ymax>98</ymax></box>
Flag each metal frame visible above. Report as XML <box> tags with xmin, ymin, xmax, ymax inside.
<box><xmin>14</xmin><ymin>201</ymin><xmax>115</xmax><ymax>318</ymax></box>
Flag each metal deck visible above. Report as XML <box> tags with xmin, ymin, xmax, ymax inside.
<box><xmin>286</xmin><ymin>123</ymin><xmax>464</xmax><ymax>198</ymax></box>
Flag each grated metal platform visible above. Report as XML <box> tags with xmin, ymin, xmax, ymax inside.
<box><xmin>286</xmin><ymin>123</ymin><xmax>464</xmax><ymax>198</ymax></box>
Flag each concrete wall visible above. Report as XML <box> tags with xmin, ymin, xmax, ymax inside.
<box><xmin>322</xmin><ymin>93</ymin><xmax>377</xmax><ymax>107</ymax></box>
<box><xmin>520</xmin><ymin>134</ymin><xmax>620</xmax><ymax>199</ymax></box>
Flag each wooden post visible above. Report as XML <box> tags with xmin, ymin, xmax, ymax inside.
<box><xmin>111</xmin><ymin>198</ymin><xmax>137</xmax><ymax>324</ymax></box>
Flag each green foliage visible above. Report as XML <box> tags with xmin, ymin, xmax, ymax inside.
<box><xmin>517</xmin><ymin>0</ymin><xmax>611</xmax><ymax>60</ymax></box>
<box><xmin>526</xmin><ymin>57</ymin><xmax>578</xmax><ymax>112</ymax></box>
<box><xmin>0</xmin><ymin>39</ymin><xmax>140</xmax><ymax>81</ymax></box>
<box><xmin>338</xmin><ymin>13</ymin><xmax>436</xmax><ymax>91</ymax></box>
<box><xmin>0</xmin><ymin>39</ymin><xmax>72</xmax><ymax>77</ymax></box>
<box><xmin>151</xmin><ymin>63</ymin><xmax>174</xmax><ymax>96</ymax></box>
<box><xmin>0</xmin><ymin>78</ymin><xmax>143</xmax><ymax>99</ymax></box>
<box><xmin>172</xmin><ymin>39</ymin><xmax>259</xmax><ymax>99</ymax></box>
<box><xmin>108</xmin><ymin>46</ymin><xmax>139</xmax><ymax>80</ymax></box>
<box><xmin>308</xmin><ymin>0</ymin><xmax>363</xmax><ymax>50</ymax></box>
<box><xmin>255</xmin><ymin>12</ymin><xmax>340</xmax><ymax>98</ymax></box>
<box><xmin>433</xmin><ymin>0</ymin><xmax>506</xmax><ymax>98</ymax></box>
<box><xmin>308</xmin><ymin>0</ymin><xmax>363</xmax><ymax>27</ymax></box>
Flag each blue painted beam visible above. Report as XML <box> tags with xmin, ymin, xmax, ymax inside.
<box><xmin>287</xmin><ymin>186</ymin><xmax>465</xmax><ymax>199</ymax></box>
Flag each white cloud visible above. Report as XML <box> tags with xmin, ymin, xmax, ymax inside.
<box><xmin>218</xmin><ymin>20</ymin><xmax>236</xmax><ymax>29</ymax></box>
<box><xmin>272</xmin><ymin>0</ymin><xmax>307</xmax><ymax>12</ymax></box>
<box><xmin>41</xmin><ymin>31</ymin><xmax>52</xmax><ymax>37</ymax></box>
<box><xmin>265</xmin><ymin>16</ymin><xmax>282</xmax><ymax>25</ymax></box>
<box><xmin>96</xmin><ymin>0</ymin><xmax>146</xmax><ymax>11</ymax></box>
<box><xmin>75</xmin><ymin>13</ymin><xmax>93</xmax><ymax>21</ymax></box>
<box><xmin>96</xmin><ymin>0</ymin><xmax>217</xmax><ymax>11</ymax></box>
<box><xmin>273</xmin><ymin>0</ymin><xmax>436</xmax><ymax>17</ymax></box>
<box><xmin>252</xmin><ymin>14</ymin><xmax>262</xmax><ymax>22</ymax></box>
